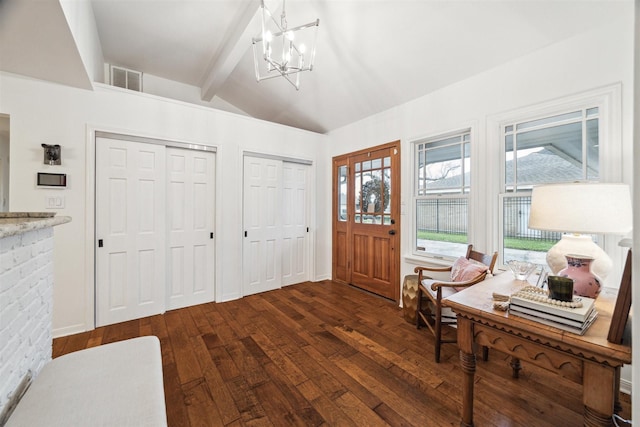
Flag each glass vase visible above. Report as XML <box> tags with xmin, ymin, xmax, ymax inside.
<box><xmin>557</xmin><ymin>254</ymin><xmax>601</xmax><ymax>298</ymax></box>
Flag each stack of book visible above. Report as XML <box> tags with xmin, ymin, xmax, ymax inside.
<box><xmin>509</xmin><ymin>286</ymin><xmax>597</xmax><ymax>335</ymax></box>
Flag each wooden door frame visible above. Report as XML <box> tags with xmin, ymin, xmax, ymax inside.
<box><xmin>332</xmin><ymin>140</ymin><xmax>401</xmax><ymax>302</ymax></box>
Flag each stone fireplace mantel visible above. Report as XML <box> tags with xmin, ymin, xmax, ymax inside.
<box><xmin>0</xmin><ymin>212</ymin><xmax>71</xmax><ymax>238</ymax></box>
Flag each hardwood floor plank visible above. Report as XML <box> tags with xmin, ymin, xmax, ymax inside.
<box><xmin>373</xmin><ymin>402</ymin><xmax>415</xmax><ymax>427</ymax></box>
<box><xmin>57</xmin><ymin>330</ymin><xmax>91</xmax><ymax>354</ymax></box>
<box><xmin>187</xmin><ymin>304</ymin><xmax>216</xmax><ymax>336</ymax></box>
<box><xmin>334</xmin><ymin>355</ymin><xmax>450</xmax><ymax>426</ymax></box>
<box><xmin>250</xmin><ymin>330</ymin><xmax>309</xmax><ymax>387</ymax></box>
<box><xmin>52</xmin><ymin>281</ymin><xmax>632</xmax><ymax>427</ymax></box>
<box><xmin>208</xmin><ymin>345</ymin><xmax>242</xmax><ymax>382</ymax></box>
<box><xmin>51</xmin><ymin>335</ymin><xmax>68</xmax><ymax>358</ymax></box>
<box><xmin>165</xmin><ymin>310</ymin><xmax>204</xmax><ymax>385</ymax></box>
<box><xmin>295</xmin><ymin>380</ymin><xmax>357</xmax><ymax>426</ymax></box>
<box><xmin>162</xmin><ymin>361</ymin><xmax>191</xmax><ymax>427</ymax></box>
<box><xmin>333</xmin><ymin>391</ymin><xmax>389</xmax><ymax>427</ymax></box>
<box><xmin>261</xmin><ymin>362</ymin><xmax>325</xmax><ymax>426</ymax></box>
<box><xmin>225</xmin><ymin>375</ymin><xmax>269</xmax><ymax>424</ymax></box>
<box><xmin>302</xmin><ymin>345</ymin><xmax>381</xmax><ymax>409</ymax></box>
<box><xmin>182</xmin><ymin>377</ymin><xmax>225</xmax><ymax>427</ymax></box>
<box><xmin>85</xmin><ymin>325</ymin><xmax>105</xmax><ymax>348</ymax></box>
<box><xmin>178</xmin><ymin>306</ymin><xmax>202</xmax><ymax>338</ymax></box>
<box><xmin>191</xmin><ymin>335</ymin><xmax>241</xmax><ymax>425</ymax></box>
<box><xmin>224</xmin><ymin>338</ymin><xmax>270</xmax><ymax>388</ymax></box>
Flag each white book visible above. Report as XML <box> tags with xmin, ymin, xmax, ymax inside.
<box><xmin>510</xmin><ymin>294</ymin><xmax>595</xmax><ymax>322</ymax></box>
<box><xmin>509</xmin><ymin>307</ymin><xmax>598</xmax><ymax>335</ymax></box>
<box><xmin>508</xmin><ymin>303</ymin><xmax>595</xmax><ymax>328</ymax></box>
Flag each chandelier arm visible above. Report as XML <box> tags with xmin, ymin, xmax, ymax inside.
<box><xmin>254</xmin><ymin>0</ymin><xmax>318</xmax><ymax>89</ymax></box>
<box><xmin>253</xmin><ymin>21</ymin><xmax>319</xmax><ymax>43</ymax></box>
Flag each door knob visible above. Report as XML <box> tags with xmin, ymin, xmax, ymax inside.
<box><xmin>388</xmin><ymin>230</ymin><xmax>396</xmax><ymax>235</ymax></box>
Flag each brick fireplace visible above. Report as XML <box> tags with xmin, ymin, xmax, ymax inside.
<box><xmin>0</xmin><ymin>215</ymin><xmax>70</xmax><ymax>421</ymax></box>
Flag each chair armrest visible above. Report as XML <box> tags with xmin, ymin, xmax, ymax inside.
<box><xmin>431</xmin><ymin>271</ymin><xmax>488</xmax><ymax>291</ymax></box>
<box><xmin>414</xmin><ymin>266</ymin><xmax>453</xmax><ymax>274</ymax></box>
<box><xmin>414</xmin><ymin>265</ymin><xmax>453</xmax><ymax>284</ymax></box>
<box><xmin>428</xmin><ymin>272</ymin><xmax>488</xmax><ymax>292</ymax></box>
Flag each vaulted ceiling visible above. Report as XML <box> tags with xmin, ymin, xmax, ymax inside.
<box><xmin>0</xmin><ymin>0</ymin><xmax>628</xmax><ymax>134</ymax></box>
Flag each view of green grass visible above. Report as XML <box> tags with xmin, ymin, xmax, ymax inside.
<box><xmin>417</xmin><ymin>230</ymin><xmax>555</xmax><ymax>251</ymax></box>
<box><xmin>417</xmin><ymin>231</ymin><xmax>467</xmax><ymax>244</ymax></box>
<box><xmin>503</xmin><ymin>237</ymin><xmax>554</xmax><ymax>251</ymax></box>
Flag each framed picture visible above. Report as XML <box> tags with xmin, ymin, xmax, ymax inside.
<box><xmin>607</xmin><ymin>249</ymin><xmax>632</xmax><ymax>344</ymax></box>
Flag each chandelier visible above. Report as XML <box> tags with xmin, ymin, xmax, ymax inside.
<box><xmin>252</xmin><ymin>0</ymin><xmax>319</xmax><ymax>90</ymax></box>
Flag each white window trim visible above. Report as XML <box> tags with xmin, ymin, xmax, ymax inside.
<box><xmin>487</xmin><ymin>84</ymin><xmax>623</xmax><ymax>270</ymax></box>
<box><xmin>409</xmin><ymin>125</ymin><xmax>478</xmax><ymax>261</ymax></box>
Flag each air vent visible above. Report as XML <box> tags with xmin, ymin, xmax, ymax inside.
<box><xmin>110</xmin><ymin>65</ymin><xmax>142</xmax><ymax>92</ymax></box>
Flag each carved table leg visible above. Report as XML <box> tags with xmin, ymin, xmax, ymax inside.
<box><xmin>510</xmin><ymin>357</ymin><xmax>521</xmax><ymax>379</ymax></box>
<box><xmin>457</xmin><ymin>317</ymin><xmax>475</xmax><ymax>427</ymax></box>
<box><xmin>583</xmin><ymin>361</ymin><xmax>616</xmax><ymax>427</ymax></box>
<box><xmin>614</xmin><ymin>367</ymin><xmax>622</xmax><ymax>414</ymax></box>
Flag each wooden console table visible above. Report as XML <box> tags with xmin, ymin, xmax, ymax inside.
<box><xmin>444</xmin><ymin>272</ymin><xmax>631</xmax><ymax>427</ymax></box>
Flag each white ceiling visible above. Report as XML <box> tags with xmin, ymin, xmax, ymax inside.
<box><xmin>0</xmin><ymin>0</ymin><xmax>629</xmax><ymax>134</ymax></box>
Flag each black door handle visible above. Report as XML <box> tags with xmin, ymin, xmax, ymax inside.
<box><xmin>388</xmin><ymin>230</ymin><xmax>396</xmax><ymax>235</ymax></box>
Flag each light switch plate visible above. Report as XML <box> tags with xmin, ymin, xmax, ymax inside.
<box><xmin>45</xmin><ymin>195</ymin><xmax>65</xmax><ymax>209</ymax></box>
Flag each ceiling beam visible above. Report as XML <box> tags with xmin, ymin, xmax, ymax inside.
<box><xmin>199</xmin><ymin>0</ymin><xmax>258</xmax><ymax>101</ymax></box>
<box><xmin>200</xmin><ymin>0</ymin><xmax>284</xmax><ymax>102</ymax></box>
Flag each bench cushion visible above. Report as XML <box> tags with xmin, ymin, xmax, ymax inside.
<box><xmin>6</xmin><ymin>336</ymin><xmax>167</xmax><ymax>427</ymax></box>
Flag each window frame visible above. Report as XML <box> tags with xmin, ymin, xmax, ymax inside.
<box><xmin>411</xmin><ymin>128</ymin><xmax>472</xmax><ymax>260</ymax></box>
<box><xmin>493</xmin><ymin>85</ymin><xmax>623</xmax><ymax>268</ymax></box>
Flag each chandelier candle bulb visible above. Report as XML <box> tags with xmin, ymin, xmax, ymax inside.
<box><xmin>252</xmin><ymin>0</ymin><xmax>319</xmax><ymax>90</ymax></box>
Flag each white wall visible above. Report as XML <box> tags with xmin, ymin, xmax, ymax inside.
<box><xmin>0</xmin><ymin>73</ymin><xmax>327</xmax><ymax>337</ymax></box>
<box><xmin>328</xmin><ymin>10</ymin><xmax>634</xmax><ymax>284</ymax></box>
<box><xmin>327</xmin><ymin>6</ymin><xmax>634</xmax><ymax>393</ymax></box>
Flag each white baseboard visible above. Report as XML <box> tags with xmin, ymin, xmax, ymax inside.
<box><xmin>620</xmin><ymin>378</ymin><xmax>631</xmax><ymax>395</ymax></box>
<box><xmin>52</xmin><ymin>323</ymin><xmax>87</xmax><ymax>339</ymax></box>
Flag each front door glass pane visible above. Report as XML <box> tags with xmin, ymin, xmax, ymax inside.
<box><xmin>338</xmin><ymin>165</ymin><xmax>347</xmax><ymax>221</ymax></box>
<box><xmin>354</xmin><ymin>155</ymin><xmax>392</xmax><ymax>225</ymax></box>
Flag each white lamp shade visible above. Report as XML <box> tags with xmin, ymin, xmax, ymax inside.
<box><xmin>528</xmin><ymin>183</ymin><xmax>632</xmax><ymax>234</ymax></box>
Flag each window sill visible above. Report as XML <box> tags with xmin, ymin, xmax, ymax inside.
<box><xmin>404</xmin><ymin>254</ymin><xmax>454</xmax><ymax>268</ymax></box>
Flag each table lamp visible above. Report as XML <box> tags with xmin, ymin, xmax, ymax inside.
<box><xmin>528</xmin><ymin>182</ymin><xmax>632</xmax><ymax>298</ymax></box>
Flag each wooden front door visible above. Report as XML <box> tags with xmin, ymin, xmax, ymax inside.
<box><xmin>332</xmin><ymin>141</ymin><xmax>400</xmax><ymax>301</ymax></box>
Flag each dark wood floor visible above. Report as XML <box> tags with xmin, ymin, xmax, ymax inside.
<box><xmin>53</xmin><ymin>281</ymin><xmax>631</xmax><ymax>426</ymax></box>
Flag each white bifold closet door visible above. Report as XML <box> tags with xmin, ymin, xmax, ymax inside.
<box><xmin>281</xmin><ymin>162</ymin><xmax>309</xmax><ymax>286</ymax></box>
<box><xmin>166</xmin><ymin>147</ymin><xmax>215</xmax><ymax>310</ymax></box>
<box><xmin>243</xmin><ymin>156</ymin><xmax>309</xmax><ymax>296</ymax></box>
<box><xmin>96</xmin><ymin>137</ymin><xmax>215</xmax><ymax>327</ymax></box>
<box><xmin>96</xmin><ymin>138</ymin><xmax>167</xmax><ymax>326</ymax></box>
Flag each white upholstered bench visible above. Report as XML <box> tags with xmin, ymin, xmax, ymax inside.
<box><xmin>6</xmin><ymin>336</ymin><xmax>167</xmax><ymax>427</ymax></box>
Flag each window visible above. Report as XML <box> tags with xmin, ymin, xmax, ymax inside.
<box><xmin>501</xmin><ymin>107</ymin><xmax>600</xmax><ymax>264</ymax></box>
<box><xmin>354</xmin><ymin>156</ymin><xmax>392</xmax><ymax>225</ymax></box>
<box><xmin>414</xmin><ymin>130</ymin><xmax>470</xmax><ymax>258</ymax></box>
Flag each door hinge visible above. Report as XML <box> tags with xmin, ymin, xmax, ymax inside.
<box><xmin>307</xmin><ymin>227</ymin><xmax>309</xmax><ymax>232</ymax></box>
<box><xmin>98</xmin><ymin>239</ymin><xmax>103</xmax><ymax>248</ymax></box>
<box><xmin>210</xmin><ymin>232</ymin><xmax>214</xmax><ymax>239</ymax></box>
<box><xmin>244</xmin><ymin>231</ymin><xmax>247</xmax><ymax>237</ymax></box>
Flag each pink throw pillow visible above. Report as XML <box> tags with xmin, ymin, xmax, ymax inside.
<box><xmin>450</xmin><ymin>257</ymin><xmax>488</xmax><ymax>290</ymax></box>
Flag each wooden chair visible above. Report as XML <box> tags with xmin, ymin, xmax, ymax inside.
<box><xmin>415</xmin><ymin>244</ymin><xmax>498</xmax><ymax>362</ymax></box>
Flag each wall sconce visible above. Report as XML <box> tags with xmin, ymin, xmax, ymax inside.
<box><xmin>41</xmin><ymin>144</ymin><xmax>61</xmax><ymax>165</ymax></box>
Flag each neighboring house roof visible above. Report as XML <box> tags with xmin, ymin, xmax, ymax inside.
<box><xmin>427</xmin><ymin>148</ymin><xmax>585</xmax><ymax>190</ymax></box>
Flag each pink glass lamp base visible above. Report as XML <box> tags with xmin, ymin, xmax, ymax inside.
<box><xmin>557</xmin><ymin>254</ymin><xmax>601</xmax><ymax>298</ymax></box>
